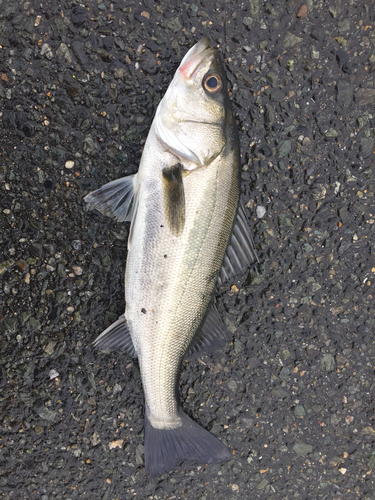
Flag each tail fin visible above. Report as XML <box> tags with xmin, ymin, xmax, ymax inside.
<box><xmin>144</xmin><ymin>409</ymin><xmax>231</xmax><ymax>476</ymax></box>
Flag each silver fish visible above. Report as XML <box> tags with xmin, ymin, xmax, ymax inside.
<box><xmin>84</xmin><ymin>37</ymin><xmax>258</xmax><ymax>475</ymax></box>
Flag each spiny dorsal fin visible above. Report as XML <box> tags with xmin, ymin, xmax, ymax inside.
<box><xmin>92</xmin><ymin>314</ymin><xmax>137</xmax><ymax>358</ymax></box>
<box><xmin>84</xmin><ymin>174</ymin><xmax>137</xmax><ymax>222</ymax></box>
<box><xmin>217</xmin><ymin>199</ymin><xmax>259</xmax><ymax>285</ymax></box>
<box><xmin>162</xmin><ymin>163</ymin><xmax>185</xmax><ymax>237</ymax></box>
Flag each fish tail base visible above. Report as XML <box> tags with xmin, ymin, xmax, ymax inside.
<box><xmin>144</xmin><ymin>409</ymin><xmax>231</xmax><ymax>475</ymax></box>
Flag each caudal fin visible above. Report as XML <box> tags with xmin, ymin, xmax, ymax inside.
<box><xmin>144</xmin><ymin>409</ymin><xmax>231</xmax><ymax>476</ymax></box>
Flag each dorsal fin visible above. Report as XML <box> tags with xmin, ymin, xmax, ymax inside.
<box><xmin>187</xmin><ymin>302</ymin><xmax>230</xmax><ymax>357</ymax></box>
<box><xmin>217</xmin><ymin>199</ymin><xmax>259</xmax><ymax>285</ymax></box>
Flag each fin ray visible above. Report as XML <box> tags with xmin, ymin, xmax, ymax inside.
<box><xmin>218</xmin><ymin>199</ymin><xmax>259</xmax><ymax>284</ymax></box>
<box><xmin>187</xmin><ymin>302</ymin><xmax>230</xmax><ymax>357</ymax></box>
<box><xmin>84</xmin><ymin>174</ymin><xmax>137</xmax><ymax>222</ymax></box>
<box><xmin>93</xmin><ymin>314</ymin><xmax>137</xmax><ymax>358</ymax></box>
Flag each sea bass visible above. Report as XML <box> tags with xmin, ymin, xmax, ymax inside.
<box><xmin>84</xmin><ymin>37</ymin><xmax>258</xmax><ymax>475</ymax></box>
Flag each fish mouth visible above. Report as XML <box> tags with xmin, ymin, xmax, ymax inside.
<box><xmin>178</xmin><ymin>37</ymin><xmax>215</xmax><ymax>80</ymax></box>
<box><xmin>183</xmin><ymin>119</ymin><xmax>221</xmax><ymax>127</ymax></box>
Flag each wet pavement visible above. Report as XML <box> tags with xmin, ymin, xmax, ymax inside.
<box><xmin>0</xmin><ymin>0</ymin><xmax>374</xmax><ymax>498</ymax></box>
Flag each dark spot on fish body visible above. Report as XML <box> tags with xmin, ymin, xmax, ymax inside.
<box><xmin>141</xmin><ymin>308</ymin><xmax>146</xmax><ymax>314</ymax></box>
<box><xmin>164</xmin><ymin>255</ymin><xmax>167</xmax><ymax>258</ymax></box>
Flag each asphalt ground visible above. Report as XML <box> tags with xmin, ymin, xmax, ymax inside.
<box><xmin>0</xmin><ymin>0</ymin><xmax>374</xmax><ymax>499</ymax></box>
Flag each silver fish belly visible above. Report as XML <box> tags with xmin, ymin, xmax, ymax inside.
<box><xmin>84</xmin><ymin>37</ymin><xmax>258</xmax><ymax>475</ymax></box>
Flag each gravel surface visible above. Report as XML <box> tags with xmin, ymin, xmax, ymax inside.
<box><xmin>1</xmin><ymin>0</ymin><xmax>375</xmax><ymax>498</ymax></box>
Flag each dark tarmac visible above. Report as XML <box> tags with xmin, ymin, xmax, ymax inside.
<box><xmin>0</xmin><ymin>0</ymin><xmax>374</xmax><ymax>499</ymax></box>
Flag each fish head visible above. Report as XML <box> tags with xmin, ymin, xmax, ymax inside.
<box><xmin>154</xmin><ymin>37</ymin><xmax>235</xmax><ymax>169</ymax></box>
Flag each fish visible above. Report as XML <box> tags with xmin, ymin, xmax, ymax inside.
<box><xmin>84</xmin><ymin>37</ymin><xmax>259</xmax><ymax>476</ymax></box>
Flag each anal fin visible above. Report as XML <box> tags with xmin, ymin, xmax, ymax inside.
<box><xmin>93</xmin><ymin>314</ymin><xmax>137</xmax><ymax>358</ymax></box>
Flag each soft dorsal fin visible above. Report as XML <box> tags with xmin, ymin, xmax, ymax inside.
<box><xmin>92</xmin><ymin>314</ymin><xmax>137</xmax><ymax>358</ymax></box>
<box><xmin>162</xmin><ymin>163</ymin><xmax>185</xmax><ymax>237</ymax></box>
<box><xmin>187</xmin><ymin>302</ymin><xmax>230</xmax><ymax>357</ymax></box>
<box><xmin>84</xmin><ymin>174</ymin><xmax>137</xmax><ymax>222</ymax></box>
<box><xmin>217</xmin><ymin>200</ymin><xmax>259</xmax><ymax>285</ymax></box>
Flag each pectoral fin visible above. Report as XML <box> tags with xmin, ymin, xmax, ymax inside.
<box><xmin>162</xmin><ymin>163</ymin><xmax>185</xmax><ymax>236</ymax></box>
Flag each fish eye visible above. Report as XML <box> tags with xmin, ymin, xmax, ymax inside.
<box><xmin>203</xmin><ymin>73</ymin><xmax>222</xmax><ymax>94</ymax></box>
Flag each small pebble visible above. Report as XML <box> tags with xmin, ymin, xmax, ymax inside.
<box><xmin>297</xmin><ymin>5</ymin><xmax>308</xmax><ymax>18</ymax></box>
<box><xmin>91</xmin><ymin>432</ymin><xmax>101</xmax><ymax>446</ymax></box>
<box><xmin>72</xmin><ymin>265</ymin><xmax>83</xmax><ymax>275</ymax></box>
<box><xmin>109</xmin><ymin>439</ymin><xmax>124</xmax><ymax>449</ymax></box>
<box><xmin>256</xmin><ymin>206</ymin><xmax>266</xmax><ymax>218</ymax></box>
<box><xmin>49</xmin><ymin>369</ymin><xmax>59</xmax><ymax>380</ymax></box>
